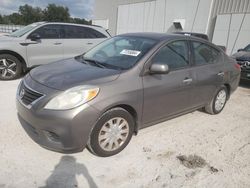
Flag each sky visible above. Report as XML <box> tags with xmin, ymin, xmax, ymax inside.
<box><xmin>0</xmin><ymin>0</ymin><xmax>95</xmax><ymax>20</ymax></box>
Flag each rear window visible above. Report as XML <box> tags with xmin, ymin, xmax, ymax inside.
<box><xmin>192</xmin><ymin>41</ymin><xmax>221</xmax><ymax>65</ymax></box>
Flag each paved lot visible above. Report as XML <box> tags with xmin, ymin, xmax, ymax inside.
<box><xmin>0</xmin><ymin>79</ymin><xmax>249</xmax><ymax>188</ymax></box>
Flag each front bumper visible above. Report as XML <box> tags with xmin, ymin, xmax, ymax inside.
<box><xmin>16</xmin><ymin>77</ymin><xmax>101</xmax><ymax>153</ymax></box>
<box><xmin>240</xmin><ymin>69</ymin><xmax>250</xmax><ymax>81</ymax></box>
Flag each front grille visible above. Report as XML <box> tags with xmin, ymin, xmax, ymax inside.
<box><xmin>19</xmin><ymin>82</ymin><xmax>44</xmax><ymax>106</ymax></box>
<box><xmin>237</xmin><ymin>60</ymin><xmax>250</xmax><ymax>70</ymax></box>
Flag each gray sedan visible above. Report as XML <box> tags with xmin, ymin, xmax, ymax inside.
<box><xmin>16</xmin><ymin>33</ymin><xmax>240</xmax><ymax>157</ymax></box>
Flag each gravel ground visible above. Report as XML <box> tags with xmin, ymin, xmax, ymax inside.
<box><xmin>0</xmin><ymin>79</ymin><xmax>249</xmax><ymax>188</ymax></box>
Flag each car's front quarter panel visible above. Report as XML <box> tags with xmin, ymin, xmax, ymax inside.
<box><xmin>88</xmin><ymin>69</ymin><xmax>144</xmax><ymax>129</ymax></box>
<box><xmin>0</xmin><ymin>36</ymin><xmax>28</xmax><ymax>65</ymax></box>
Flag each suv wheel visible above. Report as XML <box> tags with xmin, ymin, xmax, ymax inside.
<box><xmin>205</xmin><ymin>86</ymin><xmax>228</xmax><ymax>114</ymax></box>
<box><xmin>87</xmin><ymin>107</ymin><xmax>135</xmax><ymax>157</ymax></box>
<box><xmin>0</xmin><ymin>54</ymin><xmax>22</xmax><ymax>80</ymax></box>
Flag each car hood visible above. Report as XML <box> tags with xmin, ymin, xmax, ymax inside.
<box><xmin>29</xmin><ymin>58</ymin><xmax>121</xmax><ymax>91</ymax></box>
<box><xmin>232</xmin><ymin>51</ymin><xmax>250</xmax><ymax>61</ymax></box>
<box><xmin>0</xmin><ymin>35</ymin><xmax>15</xmax><ymax>42</ymax></box>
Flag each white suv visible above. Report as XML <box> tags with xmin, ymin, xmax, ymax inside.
<box><xmin>0</xmin><ymin>22</ymin><xmax>110</xmax><ymax>80</ymax></box>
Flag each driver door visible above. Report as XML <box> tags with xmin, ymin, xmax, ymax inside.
<box><xmin>142</xmin><ymin>40</ymin><xmax>194</xmax><ymax>125</ymax></box>
<box><xmin>26</xmin><ymin>24</ymin><xmax>64</xmax><ymax>66</ymax></box>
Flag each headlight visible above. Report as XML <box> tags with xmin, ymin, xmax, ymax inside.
<box><xmin>44</xmin><ymin>86</ymin><xmax>99</xmax><ymax>110</ymax></box>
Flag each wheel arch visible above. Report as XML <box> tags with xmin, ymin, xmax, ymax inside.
<box><xmin>0</xmin><ymin>50</ymin><xmax>27</xmax><ymax>72</ymax></box>
<box><xmin>104</xmin><ymin>104</ymin><xmax>139</xmax><ymax>135</ymax></box>
<box><xmin>224</xmin><ymin>83</ymin><xmax>231</xmax><ymax>100</ymax></box>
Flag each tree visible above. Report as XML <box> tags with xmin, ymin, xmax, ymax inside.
<box><xmin>70</xmin><ymin>17</ymin><xmax>91</xmax><ymax>25</ymax></box>
<box><xmin>8</xmin><ymin>13</ymin><xmax>23</xmax><ymax>25</ymax></box>
<box><xmin>0</xmin><ymin>4</ymin><xmax>91</xmax><ymax>26</ymax></box>
<box><xmin>43</xmin><ymin>4</ymin><xmax>70</xmax><ymax>22</ymax></box>
<box><xmin>0</xmin><ymin>15</ymin><xmax>3</xmax><ymax>23</ymax></box>
<box><xmin>19</xmin><ymin>4</ymin><xmax>43</xmax><ymax>25</ymax></box>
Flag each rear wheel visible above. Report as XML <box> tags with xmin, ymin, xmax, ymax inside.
<box><xmin>87</xmin><ymin>107</ymin><xmax>135</xmax><ymax>157</ymax></box>
<box><xmin>205</xmin><ymin>86</ymin><xmax>228</xmax><ymax>114</ymax></box>
<box><xmin>0</xmin><ymin>54</ymin><xmax>23</xmax><ymax>80</ymax></box>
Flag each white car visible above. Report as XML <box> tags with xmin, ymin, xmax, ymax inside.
<box><xmin>0</xmin><ymin>22</ymin><xmax>110</xmax><ymax>80</ymax></box>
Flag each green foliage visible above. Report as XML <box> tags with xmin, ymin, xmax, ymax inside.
<box><xmin>43</xmin><ymin>4</ymin><xmax>70</xmax><ymax>22</ymax></box>
<box><xmin>19</xmin><ymin>4</ymin><xmax>44</xmax><ymax>25</ymax></box>
<box><xmin>0</xmin><ymin>4</ymin><xmax>90</xmax><ymax>25</ymax></box>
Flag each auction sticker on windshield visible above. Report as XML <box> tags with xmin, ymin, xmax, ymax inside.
<box><xmin>120</xmin><ymin>49</ymin><xmax>141</xmax><ymax>57</ymax></box>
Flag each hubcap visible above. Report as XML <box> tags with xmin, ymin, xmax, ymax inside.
<box><xmin>215</xmin><ymin>90</ymin><xmax>227</xmax><ymax>111</ymax></box>
<box><xmin>0</xmin><ymin>58</ymin><xmax>17</xmax><ymax>78</ymax></box>
<box><xmin>98</xmin><ymin>117</ymin><xmax>129</xmax><ymax>152</ymax></box>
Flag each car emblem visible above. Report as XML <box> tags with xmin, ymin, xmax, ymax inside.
<box><xmin>20</xmin><ymin>89</ymin><xmax>25</xmax><ymax>99</ymax></box>
<box><xmin>244</xmin><ymin>61</ymin><xmax>250</xmax><ymax>67</ymax></box>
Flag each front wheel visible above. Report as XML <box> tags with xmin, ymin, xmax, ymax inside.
<box><xmin>0</xmin><ymin>54</ymin><xmax>23</xmax><ymax>80</ymax></box>
<box><xmin>87</xmin><ymin>107</ymin><xmax>135</xmax><ymax>157</ymax></box>
<box><xmin>205</xmin><ymin>86</ymin><xmax>228</xmax><ymax>114</ymax></box>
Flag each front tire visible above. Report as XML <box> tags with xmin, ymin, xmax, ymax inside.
<box><xmin>205</xmin><ymin>86</ymin><xmax>228</xmax><ymax>114</ymax></box>
<box><xmin>0</xmin><ymin>54</ymin><xmax>23</xmax><ymax>80</ymax></box>
<box><xmin>87</xmin><ymin>107</ymin><xmax>135</xmax><ymax>157</ymax></box>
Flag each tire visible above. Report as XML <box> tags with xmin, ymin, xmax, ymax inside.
<box><xmin>205</xmin><ymin>86</ymin><xmax>228</xmax><ymax>115</ymax></box>
<box><xmin>0</xmin><ymin>54</ymin><xmax>23</xmax><ymax>80</ymax></box>
<box><xmin>87</xmin><ymin>107</ymin><xmax>135</xmax><ymax>157</ymax></box>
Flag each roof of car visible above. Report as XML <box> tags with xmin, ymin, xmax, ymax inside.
<box><xmin>174</xmin><ymin>31</ymin><xmax>208</xmax><ymax>36</ymax></box>
<box><xmin>118</xmin><ymin>32</ymin><xmax>187</xmax><ymax>40</ymax></box>
<box><xmin>42</xmin><ymin>22</ymin><xmax>104</xmax><ymax>29</ymax></box>
<box><xmin>118</xmin><ymin>32</ymin><xmax>193</xmax><ymax>41</ymax></box>
<box><xmin>118</xmin><ymin>32</ymin><xmax>223</xmax><ymax>52</ymax></box>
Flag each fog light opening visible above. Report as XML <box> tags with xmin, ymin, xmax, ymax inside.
<box><xmin>44</xmin><ymin>131</ymin><xmax>60</xmax><ymax>143</ymax></box>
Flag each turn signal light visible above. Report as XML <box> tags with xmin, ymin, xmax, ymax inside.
<box><xmin>234</xmin><ymin>63</ymin><xmax>241</xmax><ymax>70</ymax></box>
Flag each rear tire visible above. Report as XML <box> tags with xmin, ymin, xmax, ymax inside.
<box><xmin>205</xmin><ymin>86</ymin><xmax>228</xmax><ymax>115</ymax></box>
<box><xmin>0</xmin><ymin>54</ymin><xmax>23</xmax><ymax>80</ymax></box>
<box><xmin>87</xmin><ymin>107</ymin><xmax>135</xmax><ymax>157</ymax></box>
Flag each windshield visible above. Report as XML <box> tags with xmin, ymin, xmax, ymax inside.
<box><xmin>83</xmin><ymin>36</ymin><xmax>157</xmax><ymax>70</ymax></box>
<box><xmin>244</xmin><ymin>45</ymin><xmax>250</xmax><ymax>52</ymax></box>
<box><xmin>9</xmin><ymin>22</ymin><xmax>44</xmax><ymax>37</ymax></box>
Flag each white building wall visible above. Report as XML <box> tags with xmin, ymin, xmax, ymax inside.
<box><xmin>116</xmin><ymin>0</ymin><xmax>213</xmax><ymax>35</ymax></box>
<box><xmin>212</xmin><ymin>13</ymin><xmax>250</xmax><ymax>54</ymax></box>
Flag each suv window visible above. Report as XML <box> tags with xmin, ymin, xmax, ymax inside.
<box><xmin>32</xmin><ymin>24</ymin><xmax>62</xmax><ymax>39</ymax></box>
<box><xmin>192</xmin><ymin>41</ymin><xmax>221</xmax><ymax>65</ymax></box>
<box><xmin>152</xmin><ymin>40</ymin><xmax>189</xmax><ymax>70</ymax></box>
<box><xmin>63</xmin><ymin>25</ymin><xmax>107</xmax><ymax>39</ymax></box>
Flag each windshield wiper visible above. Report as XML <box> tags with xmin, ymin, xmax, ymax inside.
<box><xmin>79</xmin><ymin>56</ymin><xmax>125</xmax><ymax>70</ymax></box>
<box><xmin>83</xmin><ymin>58</ymin><xmax>107</xmax><ymax>68</ymax></box>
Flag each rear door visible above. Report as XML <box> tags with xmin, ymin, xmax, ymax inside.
<box><xmin>142</xmin><ymin>40</ymin><xmax>195</xmax><ymax>125</ymax></box>
<box><xmin>62</xmin><ymin>25</ymin><xmax>107</xmax><ymax>59</ymax></box>
<box><xmin>189</xmin><ymin>40</ymin><xmax>225</xmax><ymax>108</ymax></box>
<box><xmin>26</xmin><ymin>24</ymin><xmax>64</xmax><ymax>66</ymax></box>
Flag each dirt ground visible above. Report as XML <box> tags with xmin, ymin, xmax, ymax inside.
<box><xmin>0</xmin><ymin>80</ymin><xmax>249</xmax><ymax>188</ymax></box>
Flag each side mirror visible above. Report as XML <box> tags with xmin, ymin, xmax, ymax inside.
<box><xmin>29</xmin><ymin>33</ymin><xmax>41</xmax><ymax>41</ymax></box>
<box><xmin>149</xmin><ymin>63</ymin><xmax>169</xmax><ymax>74</ymax></box>
<box><xmin>237</xmin><ymin>48</ymin><xmax>244</xmax><ymax>52</ymax></box>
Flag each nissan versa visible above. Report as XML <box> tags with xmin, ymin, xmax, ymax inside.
<box><xmin>16</xmin><ymin>33</ymin><xmax>240</xmax><ymax>157</ymax></box>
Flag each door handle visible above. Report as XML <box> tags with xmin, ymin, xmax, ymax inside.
<box><xmin>183</xmin><ymin>78</ymin><xmax>193</xmax><ymax>84</ymax></box>
<box><xmin>87</xmin><ymin>42</ymin><xmax>93</xmax><ymax>45</ymax></box>
<box><xmin>217</xmin><ymin>72</ymin><xmax>225</xmax><ymax>77</ymax></box>
<box><xmin>54</xmin><ymin>42</ymin><xmax>62</xmax><ymax>45</ymax></box>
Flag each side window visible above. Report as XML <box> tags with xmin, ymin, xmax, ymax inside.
<box><xmin>33</xmin><ymin>25</ymin><xmax>61</xmax><ymax>39</ymax></box>
<box><xmin>63</xmin><ymin>25</ymin><xmax>81</xmax><ymax>38</ymax></box>
<box><xmin>192</xmin><ymin>41</ymin><xmax>221</xmax><ymax>65</ymax></box>
<box><xmin>152</xmin><ymin>41</ymin><xmax>189</xmax><ymax>70</ymax></box>
<box><xmin>84</xmin><ymin>27</ymin><xmax>107</xmax><ymax>38</ymax></box>
<box><xmin>63</xmin><ymin>25</ymin><xmax>107</xmax><ymax>39</ymax></box>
